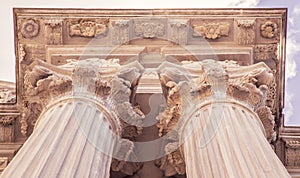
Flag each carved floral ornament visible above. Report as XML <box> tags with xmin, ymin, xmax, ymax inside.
<box><xmin>20</xmin><ymin>19</ymin><xmax>40</xmax><ymax>39</ymax></box>
<box><xmin>193</xmin><ymin>22</ymin><xmax>230</xmax><ymax>39</ymax></box>
<box><xmin>0</xmin><ymin>116</ymin><xmax>17</xmax><ymax>126</ymax></box>
<box><xmin>134</xmin><ymin>22</ymin><xmax>165</xmax><ymax>38</ymax></box>
<box><xmin>68</xmin><ymin>19</ymin><xmax>108</xmax><ymax>37</ymax></box>
<box><xmin>260</xmin><ymin>21</ymin><xmax>279</xmax><ymax>38</ymax></box>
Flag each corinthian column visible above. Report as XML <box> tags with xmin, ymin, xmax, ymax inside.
<box><xmin>157</xmin><ymin>60</ymin><xmax>290</xmax><ymax>178</ymax></box>
<box><xmin>1</xmin><ymin>59</ymin><xmax>144</xmax><ymax>177</ymax></box>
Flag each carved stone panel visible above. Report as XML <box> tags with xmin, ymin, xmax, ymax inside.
<box><xmin>254</xmin><ymin>44</ymin><xmax>278</xmax><ymax>62</ymax></box>
<box><xmin>133</xmin><ymin>19</ymin><xmax>166</xmax><ymax>39</ymax></box>
<box><xmin>0</xmin><ymin>115</ymin><xmax>17</xmax><ymax>142</ymax></box>
<box><xmin>236</xmin><ymin>19</ymin><xmax>255</xmax><ymax>45</ymax></box>
<box><xmin>168</xmin><ymin>19</ymin><xmax>188</xmax><ymax>45</ymax></box>
<box><xmin>112</xmin><ymin>20</ymin><xmax>130</xmax><ymax>45</ymax></box>
<box><xmin>44</xmin><ymin>19</ymin><xmax>63</xmax><ymax>45</ymax></box>
<box><xmin>285</xmin><ymin>140</ymin><xmax>300</xmax><ymax>167</ymax></box>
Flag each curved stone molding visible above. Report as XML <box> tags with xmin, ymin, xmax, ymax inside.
<box><xmin>260</xmin><ymin>21</ymin><xmax>279</xmax><ymax>39</ymax></box>
<box><xmin>193</xmin><ymin>23</ymin><xmax>230</xmax><ymax>39</ymax></box>
<box><xmin>20</xmin><ymin>19</ymin><xmax>40</xmax><ymax>39</ymax></box>
<box><xmin>68</xmin><ymin>19</ymin><xmax>109</xmax><ymax>38</ymax></box>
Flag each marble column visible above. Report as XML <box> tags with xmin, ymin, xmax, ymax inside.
<box><xmin>1</xmin><ymin>96</ymin><xmax>118</xmax><ymax>178</ymax></box>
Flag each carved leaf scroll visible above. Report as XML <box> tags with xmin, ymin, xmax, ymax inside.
<box><xmin>193</xmin><ymin>23</ymin><xmax>230</xmax><ymax>39</ymax></box>
<box><xmin>68</xmin><ymin>19</ymin><xmax>109</xmax><ymax>38</ymax></box>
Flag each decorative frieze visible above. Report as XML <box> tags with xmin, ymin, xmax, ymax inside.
<box><xmin>44</xmin><ymin>19</ymin><xmax>63</xmax><ymax>45</ymax></box>
<box><xmin>20</xmin><ymin>19</ymin><xmax>40</xmax><ymax>39</ymax></box>
<box><xmin>68</xmin><ymin>19</ymin><xmax>109</xmax><ymax>38</ymax></box>
<box><xmin>134</xmin><ymin>22</ymin><xmax>165</xmax><ymax>38</ymax></box>
<box><xmin>193</xmin><ymin>23</ymin><xmax>230</xmax><ymax>39</ymax></box>
<box><xmin>112</xmin><ymin>20</ymin><xmax>130</xmax><ymax>45</ymax></box>
<box><xmin>237</xmin><ymin>19</ymin><xmax>255</xmax><ymax>45</ymax></box>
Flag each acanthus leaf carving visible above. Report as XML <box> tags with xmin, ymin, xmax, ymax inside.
<box><xmin>193</xmin><ymin>22</ymin><xmax>230</xmax><ymax>39</ymax></box>
<box><xmin>134</xmin><ymin>22</ymin><xmax>165</xmax><ymax>38</ymax></box>
<box><xmin>21</xmin><ymin>60</ymin><xmax>73</xmax><ymax>136</ymax></box>
<box><xmin>155</xmin><ymin>142</ymin><xmax>186</xmax><ymax>177</ymax></box>
<box><xmin>68</xmin><ymin>19</ymin><xmax>109</xmax><ymax>38</ymax></box>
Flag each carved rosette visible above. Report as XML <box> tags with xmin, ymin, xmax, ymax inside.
<box><xmin>68</xmin><ymin>19</ymin><xmax>109</xmax><ymax>38</ymax></box>
<box><xmin>237</xmin><ymin>19</ymin><xmax>255</xmax><ymax>45</ymax></box>
<box><xmin>260</xmin><ymin>21</ymin><xmax>279</xmax><ymax>39</ymax></box>
<box><xmin>193</xmin><ymin>23</ymin><xmax>230</xmax><ymax>39</ymax></box>
<box><xmin>134</xmin><ymin>22</ymin><xmax>165</xmax><ymax>38</ymax></box>
<box><xmin>156</xmin><ymin>79</ymin><xmax>186</xmax><ymax>176</ymax></box>
<box><xmin>169</xmin><ymin>20</ymin><xmax>188</xmax><ymax>45</ymax></box>
<box><xmin>44</xmin><ymin>20</ymin><xmax>63</xmax><ymax>45</ymax></box>
<box><xmin>112</xmin><ymin>20</ymin><xmax>130</xmax><ymax>45</ymax></box>
<box><xmin>20</xmin><ymin>19</ymin><xmax>40</xmax><ymax>39</ymax></box>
